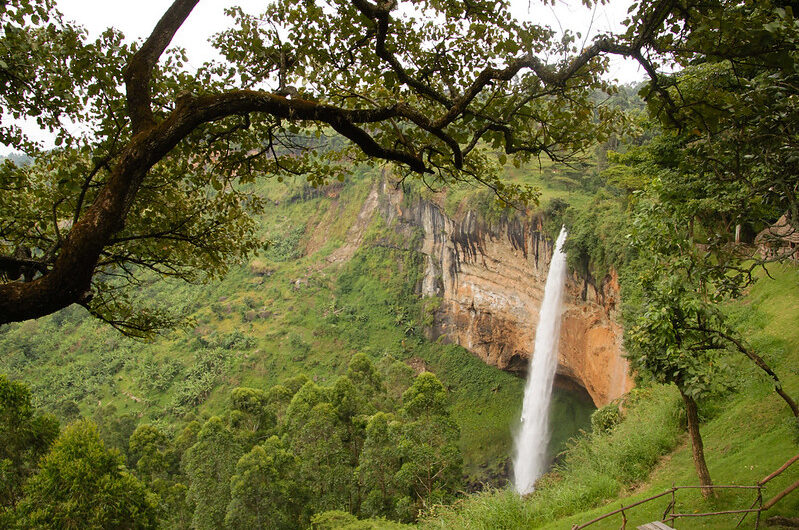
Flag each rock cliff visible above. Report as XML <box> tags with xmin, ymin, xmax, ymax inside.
<box><xmin>375</xmin><ymin>180</ymin><xmax>633</xmax><ymax>407</ymax></box>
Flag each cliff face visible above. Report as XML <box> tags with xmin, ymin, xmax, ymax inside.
<box><xmin>559</xmin><ymin>270</ymin><xmax>633</xmax><ymax>406</ymax></box>
<box><xmin>376</xmin><ymin>181</ymin><xmax>633</xmax><ymax>407</ymax></box>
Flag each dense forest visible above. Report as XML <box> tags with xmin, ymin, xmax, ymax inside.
<box><xmin>2</xmin><ymin>0</ymin><xmax>799</xmax><ymax>528</ymax></box>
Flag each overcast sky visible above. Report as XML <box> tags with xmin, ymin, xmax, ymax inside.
<box><xmin>57</xmin><ymin>0</ymin><xmax>643</xmax><ymax>83</ymax></box>
<box><xmin>2</xmin><ymin>0</ymin><xmax>644</xmax><ymax>155</ymax></box>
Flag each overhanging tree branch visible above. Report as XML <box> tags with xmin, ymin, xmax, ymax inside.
<box><xmin>689</xmin><ymin>325</ymin><xmax>799</xmax><ymax>418</ymax></box>
<box><xmin>123</xmin><ymin>0</ymin><xmax>200</xmax><ymax>134</ymax></box>
<box><xmin>0</xmin><ymin>0</ymin><xmax>684</xmax><ymax>329</ymax></box>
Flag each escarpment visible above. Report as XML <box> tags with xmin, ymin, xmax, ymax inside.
<box><xmin>372</xmin><ymin>180</ymin><xmax>632</xmax><ymax>407</ymax></box>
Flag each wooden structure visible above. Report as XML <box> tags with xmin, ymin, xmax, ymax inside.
<box><xmin>572</xmin><ymin>453</ymin><xmax>799</xmax><ymax>530</ymax></box>
<box><xmin>637</xmin><ymin>522</ymin><xmax>673</xmax><ymax>530</ymax></box>
<box><xmin>755</xmin><ymin>214</ymin><xmax>799</xmax><ymax>261</ymax></box>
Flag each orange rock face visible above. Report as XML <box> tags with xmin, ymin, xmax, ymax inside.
<box><xmin>377</xmin><ymin>183</ymin><xmax>633</xmax><ymax>407</ymax></box>
<box><xmin>559</xmin><ymin>271</ymin><xmax>634</xmax><ymax>406</ymax></box>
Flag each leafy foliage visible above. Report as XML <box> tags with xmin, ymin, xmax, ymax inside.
<box><xmin>182</xmin><ymin>417</ymin><xmax>244</xmax><ymax>530</ymax></box>
<box><xmin>2</xmin><ymin>0</ymin><xmax>657</xmax><ymax>329</ymax></box>
<box><xmin>0</xmin><ymin>374</ymin><xmax>58</xmax><ymax>510</ymax></box>
<box><xmin>225</xmin><ymin>436</ymin><xmax>304</xmax><ymax>529</ymax></box>
<box><xmin>12</xmin><ymin>420</ymin><xmax>158</xmax><ymax>529</ymax></box>
<box><xmin>590</xmin><ymin>402</ymin><xmax>621</xmax><ymax>435</ymax></box>
<box><xmin>170</xmin><ymin>348</ymin><xmax>235</xmax><ymax>413</ymax></box>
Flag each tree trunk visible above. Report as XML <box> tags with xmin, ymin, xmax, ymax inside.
<box><xmin>679</xmin><ymin>387</ymin><xmax>714</xmax><ymax>499</ymax></box>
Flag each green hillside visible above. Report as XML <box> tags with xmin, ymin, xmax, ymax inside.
<box><xmin>4</xmin><ymin>0</ymin><xmax>799</xmax><ymax>526</ymax></box>
<box><xmin>8</xmin><ymin>137</ymin><xmax>798</xmax><ymax>529</ymax></box>
<box><xmin>424</xmin><ymin>264</ymin><xmax>799</xmax><ymax>529</ymax></box>
<box><xmin>5</xmin><ymin>124</ymin><xmax>799</xmax><ymax>529</ymax></box>
<box><xmin>0</xmin><ymin>169</ymin><xmax>593</xmax><ymax>489</ymax></box>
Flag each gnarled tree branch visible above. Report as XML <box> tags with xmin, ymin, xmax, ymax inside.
<box><xmin>0</xmin><ymin>0</ymin><xmax>682</xmax><ymax>328</ymax></box>
<box><xmin>123</xmin><ymin>0</ymin><xmax>200</xmax><ymax>134</ymax></box>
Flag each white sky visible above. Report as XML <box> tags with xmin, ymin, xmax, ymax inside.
<box><xmin>2</xmin><ymin>0</ymin><xmax>644</xmax><ymax>155</ymax></box>
<box><xmin>56</xmin><ymin>0</ymin><xmax>644</xmax><ymax>83</ymax></box>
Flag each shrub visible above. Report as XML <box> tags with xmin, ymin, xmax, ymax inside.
<box><xmin>590</xmin><ymin>402</ymin><xmax>622</xmax><ymax>434</ymax></box>
<box><xmin>248</xmin><ymin>259</ymin><xmax>274</xmax><ymax>276</ymax></box>
<box><xmin>170</xmin><ymin>349</ymin><xmax>233</xmax><ymax>413</ymax></box>
<box><xmin>265</xmin><ymin>225</ymin><xmax>305</xmax><ymax>262</ymax></box>
<box><xmin>218</xmin><ymin>331</ymin><xmax>255</xmax><ymax>350</ymax></box>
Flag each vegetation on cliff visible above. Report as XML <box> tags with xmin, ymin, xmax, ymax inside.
<box><xmin>0</xmin><ymin>171</ymin><xmax>597</xmax><ymax>526</ymax></box>
<box><xmin>3</xmin><ymin>0</ymin><xmax>799</xmax><ymax>527</ymax></box>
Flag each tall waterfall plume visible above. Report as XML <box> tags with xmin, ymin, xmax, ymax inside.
<box><xmin>513</xmin><ymin>226</ymin><xmax>568</xmax><ymax>495</ymax></box>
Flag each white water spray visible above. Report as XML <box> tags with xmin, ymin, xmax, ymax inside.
<box><xmin>513</xmin><ymin>226</ymin><xmax>568</xmax><ymax>495</ymax></box>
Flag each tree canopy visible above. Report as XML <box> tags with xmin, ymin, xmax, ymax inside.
<box><xmin>0</xmin><ymin>374</ymin><xmax>59</xmax><ymax>512</ymax></box>
<box><xmin>555</xmin><ymin>0</ymin><xmax>799</xmax><ymax>494</ymax></box>
<box><xmin>12</xmin><ymin>419</ymin><xmax>159</xmax><ymax>528</ymax></box>
<box><xmin>0</xmin><ymin>0</ymin><xmax>684</xmax><ymax>333</ymax></box>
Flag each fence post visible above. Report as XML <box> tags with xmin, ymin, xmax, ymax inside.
<box><xmin>672</xmin><ymin>484</ymin><xmax>677</xmax><ymax>527</ymax></box>
<box><xmin>755</xmin><ymin>484</ymin><xmax>762</xmax><ymax>529</ymax></box>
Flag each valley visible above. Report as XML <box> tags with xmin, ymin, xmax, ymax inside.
<box><xmin>0</xmin><ymin>171</ymin><xmax>597</xmax><ymax>488</ymax></box>
<box><xmin>2</xmin><ymin>0</ymin><xmax>799</xmax><ymax>527</ymax></box>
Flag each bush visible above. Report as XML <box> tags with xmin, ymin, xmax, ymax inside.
<box><xmin>288</xmin><ymin>332</ymin><xmax>311</xmax><ymax>358</ymax></box>
<box><xmin>218</xmin><ymin>331</ymin><xmax>255</xmax><ymax>350</ymax></box>
<box><xmin>139</xmin><ymin>357</ymin><xmax>183</xmax><ymax>393</ymax></box>
<box><xmin>248</xmin><ymin>259</ymin><xmax>274</xmax><ymax>276</ymax></box>
<box><xmin>590</xmin><ymin>402</ymin><xmax>622</xmax><ymax>434</ymax></box>
<box><xmin>170</xmin><ymin>348</ymin><xmax>233</xmax><ymax>413</ymax></box>
<box><xmin>265</xmin><ymin>225</ymin><xmax>305</xmax><ymax>262</ymax></box>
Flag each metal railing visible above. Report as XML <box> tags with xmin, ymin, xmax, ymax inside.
<box><xmin>571</xmin><ymin>453</ymin><xmax>799</xmax><ymax>529</ymax></box>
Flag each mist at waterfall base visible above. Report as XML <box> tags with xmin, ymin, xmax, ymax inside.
<box><xmin>513</xmin><ymin>226</ymin><xmax>569</xmax><ymax>495</ymax></box>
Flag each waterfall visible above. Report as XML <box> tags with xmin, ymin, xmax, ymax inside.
<box><xmin>513</xmin><ymin>226</ymin><xmax>568</xmax><ymax>495</ymax></box>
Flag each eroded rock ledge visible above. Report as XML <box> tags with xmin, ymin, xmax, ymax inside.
<box><xmin>376</xmin><ymin>180</ymin><xmax>633</xmax><ymax>407</ymax></box>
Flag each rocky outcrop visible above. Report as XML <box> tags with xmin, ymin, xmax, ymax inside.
<box><xmin>376</xmin><ymin>181</ymin><xmax>633</xmax><ymax>407</ymax></box>
<box><xmin>559</xmin><ymin>270</ymin><xmax>633</xmax><ymax>406</ymax></box>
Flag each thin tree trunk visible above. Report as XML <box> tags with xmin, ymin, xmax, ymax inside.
<box><xmin>716</xmin><ymin>329</ymin><xmax>799</xmax><ymax>418</ymax></box>
<box><xmin>679</xmin><ymin>387</ymin><xmax>714</xmax><ymax>499</ymax></box>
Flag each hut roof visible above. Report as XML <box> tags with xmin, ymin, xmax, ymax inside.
<box><xmin>756</xmin><ymin>214</ymin><xmax>799</xmax><ymax>245</ymax></box>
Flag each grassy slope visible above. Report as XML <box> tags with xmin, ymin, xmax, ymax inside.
<box><xmin>436</xmin><ymin>158</ymin><xmax>594</xmax><ymax>223</ymax></box>
<box><xmin>0</xmin><ymin>177</ymin><xmax>376</xmax><ymax>422</ymax></box>
<box><xmin>0</xmin><ymin>168</ymin><xmax>594</xmax><ymax>486</ymax></box>
<box><xmin>424</xmin><ymin>263</ymin><xmax>799</xmax><ymax>528</ymax></box>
